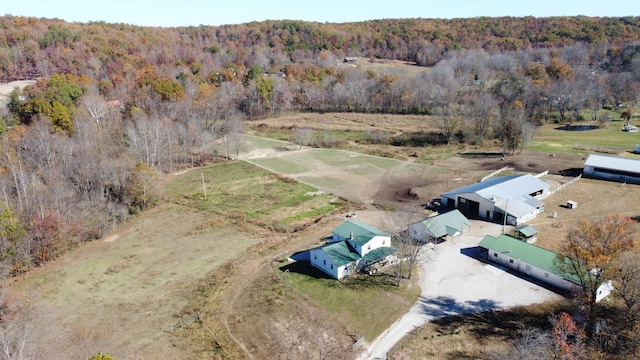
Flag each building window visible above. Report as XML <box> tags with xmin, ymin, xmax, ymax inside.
<box><xmin>509</xmin><ymin>259</ymin><xmax>514</xmax><ymax>264</ymax></box>
<box><xmin>331</xmin><ymin>264</ymin><xmax>333</xmax><ymax>270</ymax></box>
<box><xmin>368</xmin><ymin>245</ymin><xmax>371</xmax><ymax>250</ymax></box>
<box><xmin>544</xmin><ymin>272</ymin><xmax>549</xmax><ymax>278</ymax></box>
<box><xmin>323</xmin><ymin>259</ymin><xmax>326</xmax><ymax>265</ymax></box>
<box><xmin>314</xmin><ymin>254</ymin><xmax>316</xmax><ymax>260</ymax></box>
<box><xmin>383</xmin><ymin>239</ymin><xmax>386</xmax><ymax>244</ymax></box>
<box><xmin>494</xmin><ymin>253</ymin><xmax>498</xmax><ymax>257</ymax></box>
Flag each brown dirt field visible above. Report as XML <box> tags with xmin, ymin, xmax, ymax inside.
<box><xmin>357</xmin><ymin>149</ymin><xmax>584</xmax><ymax>209</ymax></box>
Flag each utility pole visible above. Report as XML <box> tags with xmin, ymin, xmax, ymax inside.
<box><xmin>502</xmin><ymin>198</ymin><xmax>509</xmax><ymax>234</ymax></box>
<box><xmin>201</xmin><ymin>172</ymin><xmax>207</xmax><ymax>199</ymax></box>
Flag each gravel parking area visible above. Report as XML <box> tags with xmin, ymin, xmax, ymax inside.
<box><xmin>358</xmin><ymin>220</ymin><xmax>564</xmax><ymax>360</ymax></box>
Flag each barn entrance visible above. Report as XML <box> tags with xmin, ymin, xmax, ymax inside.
<box><xmin>458</xmin><ymin>197</ymin><xmax>480</xmax><ymax>218</ymax></box>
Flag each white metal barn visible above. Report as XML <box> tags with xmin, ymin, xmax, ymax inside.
<box><xmin>583</xmin><ymin>154</ymin><xmax>640</xmax><ymax>184</ymax></box>
<box><xmin>479</xmin><ymin>234</ymin><xmax>580</xmax><ymax>292</ymax></box>
<box><xmin>310</xmin><ymin>221</ymin><xmax>397</xmax><ymax>280</ymax></box>
<box><xmin>408</xmin><ymin>209</ymin><xmax>471</xmax><ymax>243</ymax></box>
<box><xmin>441</xmin><ymin>174</ymin><xmax>549</xmax><ymax>225</ymax></box>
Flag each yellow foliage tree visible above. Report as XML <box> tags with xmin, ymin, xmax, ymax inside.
<box><xmin>557</xmin><ymin>215</ymin><xmax>636</xmax><ymax>309</ymax></box>
<box><xmin>126</xmin><ymin>162</ymin><xmax>159</xmax><ymax>213</ymax></box>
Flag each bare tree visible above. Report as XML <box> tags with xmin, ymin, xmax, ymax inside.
<box><xmin>0</xmin><ymin>278</ymin><xmax>38</xmax><ymax>360</ymax></box>
<box><xmin>435</xmin><ymin>103</ymin><xmax>463</xmax><ymax>146</ymax></box>
<box><xmin>292</xmin><ymin>127</ymin><xmax>314</xmax><ymax>146</ymax></box>
<box><xmin>616</xmin><ymin>249</ymin><xmax>640</xmax><ymax>322</ymax></box>
<box><xmin>126</xmin><ymin>114</ymin><xmax>171</xmax><ymax>169</ymax></box>
<box><xmin>511</xmin><ymin>323</ymin><xmax>552</xmax><ymax>360</ymax></box>
<box><xmin>385</xmin><ymin>209</ymin><xmax>427</xmax><ymax>285</ymax></box>
<box><xmin>222</xmin><ymin>113</ymin><xmax>244</xmax><ymax>160</ymax></box>
<box><xmin>81</xmin><ymin>93</ymin><xmax>112</xmax><ymax>127</ymax></box>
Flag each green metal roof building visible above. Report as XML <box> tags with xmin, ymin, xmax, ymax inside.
<box><xmin>479</xmin><ymin>234</ymin><xmax>580</xmax><ymax>291</ymax></box>
<box><xmin>332</xmin><ymin>220</ymin><xmax>390</xmax><ymax>247</ymax></box>
<box><xmin>309</xmin><ymin>221</ymin><xmax>397</xmax><ymax>279</ymax></box>
<box><xmin>408</xmin><ymin>209</ymin><xmax>471</xmax><ymax>243</ymax></box>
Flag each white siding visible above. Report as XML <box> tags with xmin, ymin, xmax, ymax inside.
<box><xmin>488</xmin><ymin>250</ymin><xmax>578</xmax><ymax>292</ymax></box>
<box><xmin>354</xmin><ymin>235</ymin><xmax>390</xmax><ymax>257</ymax></box>
<box><xmin>309</xmin><ymin>248</ymin><xmax>339</xmax><ymax>279</ymax></box>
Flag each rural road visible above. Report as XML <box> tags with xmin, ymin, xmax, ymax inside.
<box><xmin>356</xmin><ymin>220</ymin><xmax>563</xmax><ymax>360</ymax></box>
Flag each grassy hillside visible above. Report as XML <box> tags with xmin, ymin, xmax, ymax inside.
<box><xmin>12</xmin><ymin>160</ymin><xmax>345</xmax><ymax>358</ymax></box>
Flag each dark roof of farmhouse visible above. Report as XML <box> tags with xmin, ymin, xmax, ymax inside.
<box><xmin>321</xmin><ymin>241</ymin><xmax>361</xmax><ymax>267</ymax></box>
<box><xmin>332</xmin><ymin>221</ymin><xmax>389</xmax><ymax>247</ymax></box>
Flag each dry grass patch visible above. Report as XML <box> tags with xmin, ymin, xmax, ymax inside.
<box><xmin>390</xmin><ymin>300</ymin><xmax>569</xmax><ymax>359</ymax></box>
<box><xmin>528</xmin><ymin>178</ymin><xmax>640</xmax><ymax>251</ymax></box>
<box><xmin>14</xmin><ymin>204</ymin><xmax>261</xmax><ymax>358</ymax></box>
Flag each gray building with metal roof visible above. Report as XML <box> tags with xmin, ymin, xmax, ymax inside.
<box><xmin>441</xmin><ymin>174</ymin><xmax>549</xmax><ymax>225</ymax></box>
<box><xmin>583</xmin><ymin>154</ymin><xmax>640</xmax><ymax>184</ymax></box>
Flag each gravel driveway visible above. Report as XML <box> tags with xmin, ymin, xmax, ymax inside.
<box><xmin>357</xmin><ymin>220</ymin><xmax>564</xmax><ymax>360</ymax></box>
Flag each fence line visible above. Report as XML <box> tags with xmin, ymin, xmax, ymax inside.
<box><xmin>164</xmin><ymin>311</ymin><xmax>201</xmax><ymax>333</ymax></box>
<box><xmin>480</xmin><ymin>166</ymin><xmax>513</xmax><ymax>182</ymax></box>
<box><xmin>549</xmin><ymin>174</ymin><xmax>582</xmax><ymax>196</ymax></box>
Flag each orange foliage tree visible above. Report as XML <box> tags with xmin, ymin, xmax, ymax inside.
<box><xmin>556</xmin><ymin>215</ymin><xmax>636</xmax><ymax>311</ymax></box>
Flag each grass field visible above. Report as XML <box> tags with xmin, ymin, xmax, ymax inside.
<box><xmin>245</xmin><ymin>146</ymin><xmax>424</xmax><ymax>204</ymax></box>
<box><xmin>15</xmin><ymin>204</ymin><xmax>260</xmax><ymax>358</ymax></box>
<box><xmin>13</xmin><ymin>161</ymin><xmax>346</xmax><ymax>358</ymax></box>
<box><xmin>529</xmin><ymin>120</ymin><xmax>640</xmax><ymax>155</ymax></box>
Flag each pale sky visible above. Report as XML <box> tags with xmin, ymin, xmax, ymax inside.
<box><xmin>1</xmin><ymin>0</ymin><xmax>639</xmax><ymax>27</ymax></box>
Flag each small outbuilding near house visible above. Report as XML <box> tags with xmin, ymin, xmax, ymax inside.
<box><xmin>512</xmin><ymin>225</ymin><xmax>538</xmax><ymax>243</ymax></box>
<box><xmin>408</xmin><ymin>209</ymin><xmax>471</xmax><ymax>244</ymax></box>
<box><xmin>310</xmin><ymin>221</ymin><xmax>397</xmax><ymax>280</ymax></box>
<box><xmin>479</xmin><ymin>234</ymin><xmax>580</xmax><ymax>292</ymax></box>
<box><xmin>441</xmin><ymin>174</ymin><xmax>549</xmax><ymax>225</ymax></box>
<box><xmin>583</xmin><ymin>154</ymin><xmax>640</xmax><ymax>184</ymax></box>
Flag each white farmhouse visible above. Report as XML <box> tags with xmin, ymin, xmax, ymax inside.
<box><xmin>441</xmin><ymin>174</ymin><xmax>549</xmax><ymax>225</ymax></box>
<box><xmin>310</xmin><ymin>221</ymin><xmax>397</xmax><ymax>280</ymax></box>
<box><xmin>583</xmin><ymin>154</ymin><xmax>640</xmax><ymax>184</ymax></box>
<box><xmin>408</xmin><ymin>209</ymin><xmax>470</xmax><ymax>244</ymax></box>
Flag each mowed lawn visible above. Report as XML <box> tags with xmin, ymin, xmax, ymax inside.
<box><xmin>245</xmin><ymin>144</ymin><xmax>411</xmax><ymax>202</ymax></box>
<box><xmin>529</xmin><ymin>121</ymin><xmax>640</xmax><ymax>155</ymax></box>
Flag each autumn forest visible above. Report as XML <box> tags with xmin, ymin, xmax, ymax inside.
<box><xmin>0</xmin><ymin>14</ymin><xmax>639</xmax><ymax>276</ymax></box>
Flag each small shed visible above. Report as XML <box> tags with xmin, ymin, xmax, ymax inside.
<box><xmin>513</xmin><ymin>225</ymin><xmax>538</xmax><ymax>244</ymax></box>
<box><xmin>407</xmin><ymin>209</ymin><xmax>471</xmax><ymax>244</ymax></box>
<box><xmin>567</xmin><ymin>200</ymin><xmax>577</xmax><ymax>209</ymax></box>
